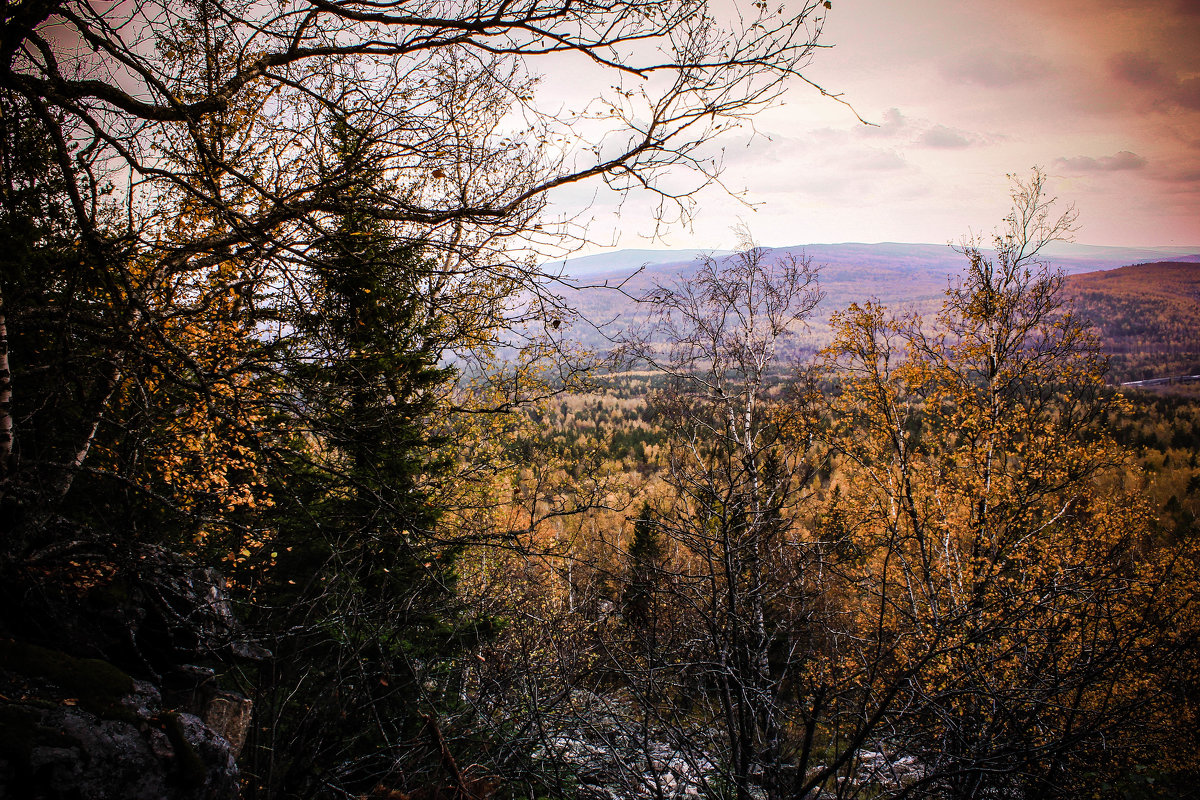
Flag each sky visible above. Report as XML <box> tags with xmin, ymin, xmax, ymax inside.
<box><xmin>551</xmin><ymin>0</ymin><xmax>1200</xmax><ymax>252</ymax></box>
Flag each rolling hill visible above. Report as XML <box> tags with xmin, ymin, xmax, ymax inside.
<box><xmin>1063</xmin><ymin>261</ymin><xmax>1200</xmax><ymax>382</ymax></box>
<box><xmin>553</xmin><ymin>242</ymin><xmax>1200</xmax><ymax>361</ymax></box>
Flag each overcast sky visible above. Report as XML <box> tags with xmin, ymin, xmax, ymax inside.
<box><xmin>555</xmin><ymin>0</ymin><xmax>1200</xmax><ymax>252</ymax></box>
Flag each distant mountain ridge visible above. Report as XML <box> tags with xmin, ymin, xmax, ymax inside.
<box><xmin>546</xmin><ymin>248</ymin><xmax>735</xmax><ymax>278</ymax></box>
<box><xmin>557</xmin><ymin>242</ymin><xmax>1200</xmax><ymax>282</ymax></box>
<box><xmin>554</xmin><ymin>242</ymin><xmax>1200</xmax><ymax>359</ymax></box>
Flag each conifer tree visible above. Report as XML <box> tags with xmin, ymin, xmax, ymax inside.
<box><xmin>623</xmin><ymin>503</ymin><xmax>663</xmax><ymax>627</ymax></box>
<box><xmin>247</xmin><ymin>121</ymin><xmax>469</xmax><ymax>798</ymax></box>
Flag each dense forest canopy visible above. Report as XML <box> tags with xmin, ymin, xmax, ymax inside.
<box><xmin>1062</xmin><ymin>261</ymin><xmax>1200</xmax><ymax>382</ymax></box>
<box><xmin>0</xmin><ymin>0</ymin><xmax>1198</xmax><ymax>797</ymax></box>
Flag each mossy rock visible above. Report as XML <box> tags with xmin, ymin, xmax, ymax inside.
<box><xmin>0</xmin><ymin>704</ymin><xmax>79</xmax><ymax>762</ymax></box>
<box><xmin>0</xmin><ymin>639</ymin><xmax>134</xmax><ymax>717</ymax></box>
<box><xmin>160</xmin><ymin>711</ymin><xmax>208</xmax><ymax>787</ymax></box>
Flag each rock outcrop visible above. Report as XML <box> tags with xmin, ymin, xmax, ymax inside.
<box><xmin>0</xmin><ymin>536</ymin><xmax>261</xmax><ymax>799</ymax></box>
<box><xmin>0</xmin><ymin>642</ymin><xmax>241</xmax><ymax>799</ymax></box>
<box><xmin>532</xmin><ymin>691</ymin><xmax>713</xmax><ymax>800</ymax></box>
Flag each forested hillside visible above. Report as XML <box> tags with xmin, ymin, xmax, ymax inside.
<box><xmin>1063</xmin><ymin>261</ymin><xmax>1200</xmax><ymax>381</ymax></box>
<box><xmin>482</xmin><ymin>196</ymin><xmax>1200</xmax><ymax>800</ymax></box>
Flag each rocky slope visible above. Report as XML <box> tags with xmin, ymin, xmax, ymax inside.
<box><xmin>0</xmin><ymin>535</ymin><xmax>258</xmax><ymax>799</ymax></box>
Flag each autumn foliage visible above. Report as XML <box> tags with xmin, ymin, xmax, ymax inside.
<box><xmin>821</xmin><ymin>179</ymin><xmax>1200</xmax><ymax>793</ymax></box>
<box><xmin>1</xmin><ymin>51</ymin><xmax>1197</xmax><ymax>797</ymax></box>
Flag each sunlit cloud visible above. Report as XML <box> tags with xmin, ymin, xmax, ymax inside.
<box><xmin>557</xmin><ymin>0</ymin><xmax>1200</xmax><ymax>250</ymax></box>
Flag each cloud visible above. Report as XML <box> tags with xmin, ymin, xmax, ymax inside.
<box><xmin>943</xmin><ymin>51</ymin><xmax>1050</xmax><ymax>88</ymax></box>
<box><xmin>856</xmin><ymin>110</ymin><xmax>981</xmax><ymax>150</ymax></box>
<box><xmin>919</xmin><ymin>125</ymin><xmax>972</xmax><ymax>149</ymax></box>
<box><xmin>853</xmin><ymin>149</ymin><xmax>907</xmax><ymax>170</ymax></box>
<box><xmin>858</xmin><ymin>108</ymin><xmax>907</xmax><ymax>138</ymax></box>
<box><xmin>1056</xmin><ymin>150</ymin><xmax>1148</xmax><ymax>171</ymax></box>
<box><xmin>1178</xmin><ymin>77</ymin><xmax>1200</xmax><ymax>110</ymax></box>
<box><xmin>1109</xmin><ymin>51</ymin><xmax>1200</xmax><ymax>110</ymax></box>
<box><xmin>1160</xmin><ymin>170</ymin><xmax>1200</xmax><ymax>182</ymax></box>
<box><xmin>1109</xmin><ymin>51</ymin><xmax>1167</xmax><ymax>87</ymax></box>
<box><xmin>1150</xmin><ymin>161</ymin><xmax>1200</xmax><ymax>182</ymax></box>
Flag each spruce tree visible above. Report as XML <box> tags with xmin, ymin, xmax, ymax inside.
<box><xmin>249</xmin><ymin>121</ymin><xmax>467</xmax><ymax>798</ymax></box>
<box><xmin>624</xmin><ymin>503</ymin><xmax>663</xmax><ymax>627</ymax></box>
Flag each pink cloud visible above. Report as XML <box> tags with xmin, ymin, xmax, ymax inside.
<box><xmin>920</xmin><ymin>125</ymin><xmax>972</xmax><ymax>149</ymax></box>
<box><xmin>1109</xmin><ymin>51</ymin><xmax>1200</xmax><ymax>110</ymax></box>
<box><xmin>1109</xmin><ymin>52</ymin><xmax>1168</xmax><ymax>87</ymax></box>
<box><xmin>1056</xmin><ymin>150</ymin><xmax>1148</xmax><ymax>171</ymax></box>
<box><xmin>943</xmin><ymin>51</ymin><xmax>1051</xmax><ymax>88</ymax></box>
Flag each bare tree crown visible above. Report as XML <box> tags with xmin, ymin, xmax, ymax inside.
<box><xmin>5</xmin><ymin>0</ymin><xmax>832</xmax><ymax>267</ymax></box>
